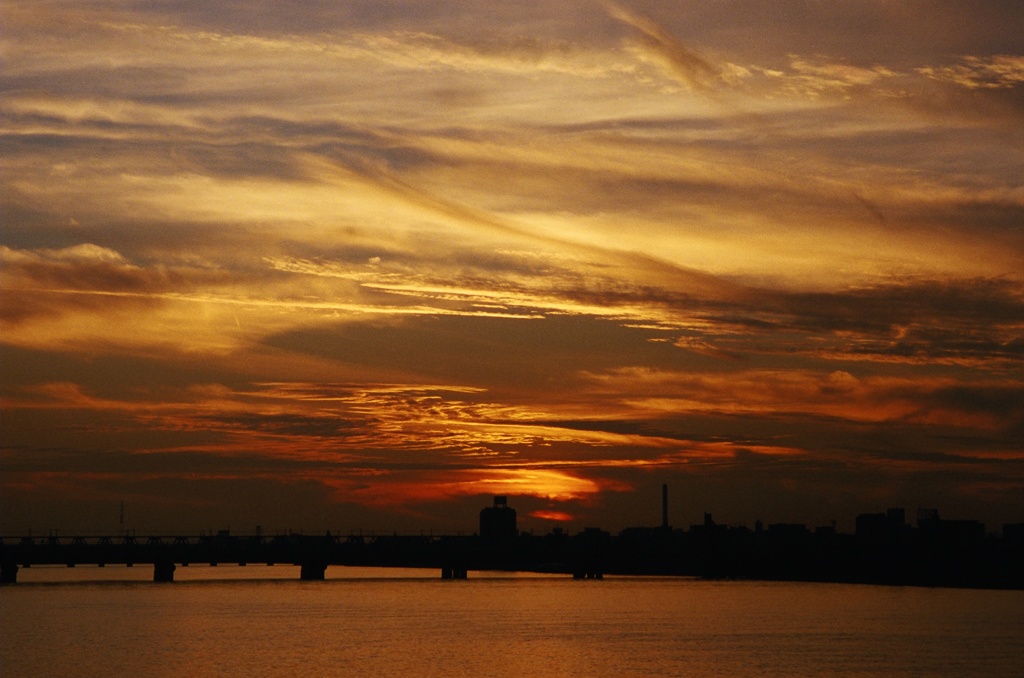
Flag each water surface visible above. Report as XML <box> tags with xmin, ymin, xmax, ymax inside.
<box><xmin>3</xmin><ymin>566</ymin><xmax>1022</xmax><ymax>677</ymax></box>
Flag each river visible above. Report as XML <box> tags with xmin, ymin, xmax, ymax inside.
<box><xmin>2</xmin><ymin>566</ymin><xmax>1022</xmax><ymax>677</ymax></box>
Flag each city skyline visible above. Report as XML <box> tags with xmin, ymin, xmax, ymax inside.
<box><xmin>4</xmin><ymin>493</ymin><xmax>1022</xmax><ymax>589</ymax></box>
<box><xmin>2</xmin><ymin>1</ymin><xmax>1023</xmax><ymax>535</ymax></box>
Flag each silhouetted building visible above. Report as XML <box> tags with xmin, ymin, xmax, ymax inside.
<box><xmin>916</xmin><ymin>508</ymin><xmax>984</xmax><ymax>543</ymax></box>
<box><xmin>767</xmin><ymin>523</ymin><xmax>809</xmax><ymax>538</ymax></box>
<box><xmin>856</xmin><ymin>508</ymin><xmax>905</xmax><ymax>540</ymax></box>
<box><xmin>921</xmin><ymin>517</ymin><xmax>985</xmax><ymax>543</ymax></box>
<box><xmin>917</xmin><ymin>507</ymin><xmax>939</xmax><ymax>525</ymax></box>
<box><xmin>814</xmin><ymin>524</ymin><xmax>836</xmax><ymax>538</ymax></box>
<box><xmin>480</xmin><ymin>496</ymin><xmax>517</xmax><ymax>539</ymax></box>
<box><xmin>856</xmin><ymin>512</ymin><xmax>885</xmax><ymax>536</ymax></box>
<box><xmin>1004</xmin><ymin>523</ymin><xmax>1024</xmax><ymax>544</ymax></box>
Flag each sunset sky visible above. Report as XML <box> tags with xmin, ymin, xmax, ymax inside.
<box><xmin>2</xmin><ymin>0</ymin><xmax>1022</xmax><ymax>536</ymax></box>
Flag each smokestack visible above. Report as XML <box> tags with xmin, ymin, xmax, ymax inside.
<box><xmin>662</xmin><ymin>484</ymin><xmax>669</xmax><ymax>529</ymax></box>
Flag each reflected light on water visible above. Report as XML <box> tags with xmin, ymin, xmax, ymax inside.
<box><xmin>3</xmin><ymin>567</ymin><xmax>1023</xmax><ymax>677</ymax></box>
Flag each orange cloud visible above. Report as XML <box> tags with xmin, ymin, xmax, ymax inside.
<box><xmin>321</xmin><ymin>468</ymin><xmax>603</xmax><ymax>507</ymax></box>
<box><xmin>530</xmin><ymin>510</ymin><xmax>575</xmax><ymax>522</ymax></box>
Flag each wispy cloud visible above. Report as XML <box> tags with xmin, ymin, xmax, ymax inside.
<box><xmin>918</xmin><ymin>55</ymin><xmax>1024</xmax><ymax>90</ymax></box>
<box><xmin>2</xmin><ymin>0</ymin><xmax>1022</xmax><ymax>532</ymax></box>
<box><xmin>602</xmin><ymin>0</ymin><xmax>723</xmax><ymax>92</ymax></box>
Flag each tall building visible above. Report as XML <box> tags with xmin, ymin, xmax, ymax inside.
<box><xmin>480</xmin><ymin>496</ymin><xmax>517</xmax><ymax>539</ymax></box>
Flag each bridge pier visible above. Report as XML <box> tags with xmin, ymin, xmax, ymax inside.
<box><xmin>154</xmin><ymin>561</ymin><xmax>176</xmax><ymax>582</ymax></box>
<box><xmin>1</xmin><ymin>562</ymin><xmax>18</xmax><ymax>584</ymax></box>
<box><xmin>572</xmin><ymin>570</ymin><xmax>604</xmax><ymax>579</ymax></box>
<box><xmin>572</xmin><ymin>564</ymin><xmax>604</xmax><ymax>579</ymax></box>
<box><xmin>441</xmin><ymin>565</ymin><xmax>468</xmax><ymax>579</ymax></box>
<box><xmin>299</xmin><ymin>560</ymin><xmax>327</xmax><ymax>580</ymax></box>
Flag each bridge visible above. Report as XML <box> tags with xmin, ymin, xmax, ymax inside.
<box><xmin>1</xmin><ymin>533</ymin><xmax>484</xmax><ymax>582</ymax></box>
<box><xmin>6</xmin><ymin>514</ymin><xmax>1021</xmax><ymax>588</ymax></box>
<box><xmin>0</xmin><ymin>532</ymin><xmax>606</xmax><ymax>583</ymax></box>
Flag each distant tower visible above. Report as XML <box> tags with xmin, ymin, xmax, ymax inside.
<box><xmin>480</xmin><ymin>496</ymin><xmax>517</xmax><ymax>539</ymax></box>
<box><xmin>661</xmin><ymin>484</ymin><xmax>669</xmax><ymax>529</ymax></box>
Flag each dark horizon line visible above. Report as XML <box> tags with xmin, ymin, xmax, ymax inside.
<box><xmin>3</xmin><ymin>503</ymin><xmax>1023</xmax><ymax>541</ymax></box>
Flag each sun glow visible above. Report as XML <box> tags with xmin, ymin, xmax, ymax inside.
<box><xmin>2</xmin><ymin>0</ymin><xmax>1022</xmax><ymax>534</ymax></box>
